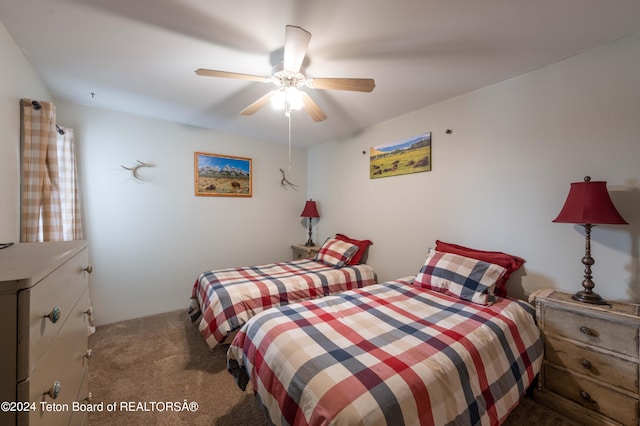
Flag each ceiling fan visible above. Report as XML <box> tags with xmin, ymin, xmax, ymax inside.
<box><xmin>195</xmin><ymin>25</ymin><xmax>375</xmax><ymax>122</ymax></box>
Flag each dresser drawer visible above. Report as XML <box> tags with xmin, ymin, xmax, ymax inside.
<box><xmin>543</xmin><ymin>305</ymin><xmax>638</xmax><ymax>357</ymax></box>
<box><xmin>69</xmin><ymin>369</ymin><xmax>90</xmax><ymax>426</ymax></box>
<box><xmin>545</xmin><ymin>334</ymin><xmax>639</xmax><ymax>393</ymax></box>
<box><xmin>18</xmin><ymin>287</ymin><xmax>90</xmax><ymax>426</ymax></box>
<box><xmin>545</xmin><ymin>363</ymin><xmax>638</xmax><ymax>425</ymax></box>
<box><xmin>19</xmin><ymin>247</ymin><xmax>89</xmax><ymax>376</ymax></box>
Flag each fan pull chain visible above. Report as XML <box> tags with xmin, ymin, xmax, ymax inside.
<box><xmin>288</xmin><ymin>113</ymin><xmax>292</xmax><ymax>172</ymax></box>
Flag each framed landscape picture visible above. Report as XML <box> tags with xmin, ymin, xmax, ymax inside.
<box><xmin>370</xmin><ymin>132</ymin><xmax>431</xmax><ymax>179</ymax></box>
<box><xmin>194</xmin><ymin>152</ymin><xmax>252</xmax><ymax>197</ymax></box>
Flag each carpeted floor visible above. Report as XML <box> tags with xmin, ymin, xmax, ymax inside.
<box><xmin>87</xmin><ymin>309</ymin><xmax>580</xmax><ymax>425</ymax></box>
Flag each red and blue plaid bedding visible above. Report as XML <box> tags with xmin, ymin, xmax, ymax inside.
<box><xmin>227</xmin><ymin>277</ymin><xmax>542</xmax><ymax>425</ymax></box>
<box><xmin>190</xmin><ymin>259</ymin><xmax>376</xmax><ymax>348</ymax></box>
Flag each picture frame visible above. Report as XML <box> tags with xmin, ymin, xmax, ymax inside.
<box><xmin>370</xmin><ymin>132</ymin><xmax>431</xmax><ymax>179</ymax></box>
<box><xmin>194</xmin><ymin>152</ymin><xmax>252</xmax><ymax>197</ymax></box>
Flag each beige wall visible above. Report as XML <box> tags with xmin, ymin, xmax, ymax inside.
<box><xmin>308</xmin><ymin>32</ymin><xmax>640</xmax><ymax>303</ymax></box>
<box><xmin>1</xmin><ymin>21</ymin><xmax>308</xmax><ymax>325</ymax></box>
<box><xmin>3</xmin><ymin>19</ymin><xmax>639</xmax><ymax>324</ymax></box>
<box><xmin>56</xmin><ymin>102</ymin><xmax>308</xmax><ymax>325</ymax></box>
<box><xmin>0</xmin><ymin>23</ymin><xmax>52</xmax><ymax>241</ymax></box>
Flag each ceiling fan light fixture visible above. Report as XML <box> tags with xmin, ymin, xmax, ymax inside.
<box><xmin>287</xmin><ymin>88</ymin><xmax>304</xmax><ymax>111</ymax></box>
<box><xmin>270</xmin><ymin>89</ymin><xmax>286</xmax><ymax>110</ymax></box>
<box><xmin>270</xmin><ymin>87</ymin><xmax>303</xmax><ymax>112</ymax></box>
<box><xmin>196</xmin><ymin>25</ymin><xmax>374</xmax><ymax>122</ymax></box>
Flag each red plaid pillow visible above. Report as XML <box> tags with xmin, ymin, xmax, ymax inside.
<box><xmin>414</xmin><ymin>249</ymin><xmax>507</xmax><ymax>305</ymax></box>
<box><xmin>335</xmin><ymin>233</ymin><xmax>373</xmax><ymax>265</ymax></box>
<box><xmin>314</xmin><ymin>238</ymin><xmax>359</xmax><ymax>268</ymax></box>
<box><xmin>435</xmin><ymin>240</ymin><xmax>524</xmax><ymax>297</ymax></box>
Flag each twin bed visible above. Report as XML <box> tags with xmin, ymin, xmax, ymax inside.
<box><xmin>190</xmin><ymin>238</ymin><xmax>542</xmax><ymax>425</ymax></box>
<box><xmin>190</xmin><ymin>236</ymin><xmax>376</xmax><ymax>348</ymax></box>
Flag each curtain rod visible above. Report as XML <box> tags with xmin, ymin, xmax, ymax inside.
<box><xmin>28</xmin><ymin>100</ymin><xmax>65</xmax><ymax>134</ymax></box>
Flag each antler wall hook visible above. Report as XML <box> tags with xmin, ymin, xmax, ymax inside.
<box><xmin>121</xmin><ymin>160</ymin><xmax>154</xmax><ymax>181</ymax></box>
<box><xmin>279</xmin><ymin>168</ymin><xmax>298</xmax><ymax>190</ymax></box>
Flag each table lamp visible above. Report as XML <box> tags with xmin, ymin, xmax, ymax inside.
<box><xmin>300</xmin><ymin>199</ymin><xmax>320</xmax><ymax>247</ymax></box>
<box><xmin>553</xmin><ymin>176</ymin><xmax>628</xmax><ymax>304</ymax></box>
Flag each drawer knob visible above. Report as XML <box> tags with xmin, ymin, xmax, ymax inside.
<box><xmin>579</xmin><ymin>390</ymin><xmax>597</xmax><ymax>403</ymax></box>
<box><xmin>579</xmin><ymin>326</ymin><xmax>593</xmax><ymax>336</ymax></box>
<box><xmin>45</xmin><ymin>306</ymin><xmax>61</xmax><ymax>323</ymax></box>
<box><xmin>580</xmin><ymin>358</ymin><xmax>592</xmax><ymax>369</ymax></box>
<box><xmin>45</xmin><ymin>381</ymin><xmax>61</xmax><ymax>399</ymax></box>
<box><xmin>83</xmin><ymin>265</ymin><xmax>93</xmax><ymax>274</ymax></box>
<box><xmin>84</xmin><ymin>349</ymin><xmax>93</xmax><ymax>359</ymax></box>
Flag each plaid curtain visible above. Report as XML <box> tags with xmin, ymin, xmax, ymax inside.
<box><xmin>20</xmin><ymin>99</ymin><xmax>84</xmax><ymax>241</ymax></box>
<box><xmin>57</xmin><ymin>126</ymin><xmax>84</xmax><ymax>240</ymax></box>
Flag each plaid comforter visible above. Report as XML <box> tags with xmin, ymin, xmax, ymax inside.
<box><xmin>227</xmin><ymin>277</ymin><xmax>542</xmax><ymax>426</ymax></box>
<box><xmin>190</xmin><ymin>259</ymin><xmax>376</xmax><ymax>348</ymax></box>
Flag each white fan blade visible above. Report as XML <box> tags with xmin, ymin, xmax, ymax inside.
<box><xmin>240</xmin><ymin>91</ymin><xmax>277</xmax><ymax>115</ymax></box>
<box><xmin>300</xmin><ymin>92</ymin><xmax>327</xmax><ymax>122</ymax></box>
<box><xmin>308</xmin><ymin>78</ymin><xmax>376</xmax><ymax>92</ymax></box>
<box><xmin>195</xmin><ymin>69</ymin><xmax>271</xmax><ymax>83</ymax></box>
<box><xmin>283</xmin><ymin>25</ymin><xmax>311</xmax><ymax>73</ymax></box>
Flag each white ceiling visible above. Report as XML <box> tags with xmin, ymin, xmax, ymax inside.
<box><xmin>2</xmin><ymin>0</ymin><xmax>640</xmax><ymax>148</ymax></box>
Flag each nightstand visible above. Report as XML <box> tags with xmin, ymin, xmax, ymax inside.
<box><xmin>291</xmin><ymin>244</ymin><xmax>320</xmax><ymax>260</ymax></box>
<box><xmin>532</xmin><ymin>289</ymin><xmax>640</xmax><ymax>426</ymax></box>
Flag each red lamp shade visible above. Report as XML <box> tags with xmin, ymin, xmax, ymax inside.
<box><xmin>553</xmin><ymin>176</ymin><xmax>627</xmax><ymax>225</ymax></box>
<box><xmin>300</xmin><ymin>200</ymin><xmax>320</xmax><ymax>218</ymax></box>
<box><xmin>553</xmin><ymin>176</ymin><xmax>627</xmax><ymax>305</ymax></box>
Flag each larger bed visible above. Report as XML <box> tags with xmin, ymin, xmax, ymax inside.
<box><xmin>227</xmin><ymin>246</ymin><xmax>542</xmax><ymax>425</ymax></box>
<box><xmin>190</xmin><ymin>237</ymin><xmax>376</xmax><ymax>348</ymax></box>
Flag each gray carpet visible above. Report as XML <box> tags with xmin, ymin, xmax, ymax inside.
<box><xmin>87</xmin><ymin>309</ymin><xmax>580</xmax><ymax>425</ymax></box>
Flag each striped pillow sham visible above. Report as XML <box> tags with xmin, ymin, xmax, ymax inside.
<box><xmin>414</xmin><ymin>249</ymin><xmax>507</xmax><ymax>305</ymax></box>
<box><xmin>314</xmin><ymin>238</ymin><xmax>359</xmax><ymax>268</ymax></box>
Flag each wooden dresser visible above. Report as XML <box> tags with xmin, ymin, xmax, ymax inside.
<box><xmin>291</xmin><ymin>244</ymin><xmax>320</xmax><ymax>260</ymax></box>
<box><xmin>532</xmin><ymin>289</ymin><xmax>640</xmax><ymax>425</ymax></box>
<box><xmin>0</xmin><ymin>241</ymin><xmax>92</xmax><ymax>426</ymax></box>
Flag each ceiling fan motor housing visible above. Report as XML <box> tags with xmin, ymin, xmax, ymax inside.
<box><xmin>271</xmin><ymin>63</ymin><xmax>307</xmax><ymax>89</ymax></box>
